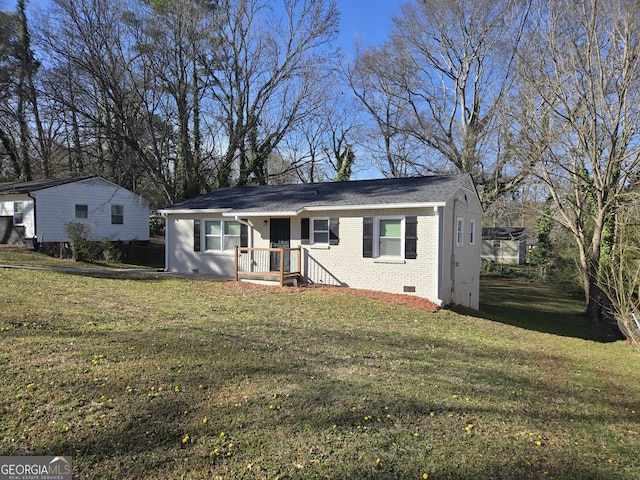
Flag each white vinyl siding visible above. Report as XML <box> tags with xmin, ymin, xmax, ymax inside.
<box><xmin>31</xmin><ymin>178</ymin><xmax>149</xmax><ymax>242</ymax></box>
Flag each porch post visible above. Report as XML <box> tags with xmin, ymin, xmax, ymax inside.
<box><xmin>297</xmin><ymin>246</ymin><xmax>301</xmax><ymax>275</ymax></box>
<box><xmin>234</xmin><ymin>246</ymin><xmax>239</xmax><ymax>282</ymax></box>
<box><xmin>279</xmin><ymin>248</ymin><xmax>285</xmax><ymax>286</ymax></box>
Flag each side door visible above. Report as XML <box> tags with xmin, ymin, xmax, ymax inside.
<box><xmin>269</xmin><ymin>218</ymin><xmax>291</xmax><ymax>272</ymax></box>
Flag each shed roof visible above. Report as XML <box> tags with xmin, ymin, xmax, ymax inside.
<box><xmin>482</xmin><ymin>227</ymin><xmax>527</xmax><ymax>240</ymax></box>
<box><xmin>0</xmin><ymin>176</ymin><xmax>94</xmax><ymax>195</ymax></box>
<box><xmin>161</xmin><ymin>174</ymin><xmax>476</xmax><ymax>214</ymax></box>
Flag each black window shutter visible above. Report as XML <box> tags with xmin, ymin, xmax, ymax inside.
<box><xmin>193</xmin><ymin>219</ymin><xmax>201</xmax><ymax>252</ymax></box>
<box><xmin>363</xmin><ymin>217</ymin><xmax>373</xmax><ymax>258</ymax></box>
<box><xmin>329</xmin><ymin>217</ymin><xmax>339</xmax><ymax>245</ymax></box>
<box><xmin>301</xmin><ymin>218</ymin><xmax>310</xmax><ymax>244</ymax></box>
<box><xmin>405</xmin><ymin>216</ymin><xmax>418</xmax><ymax>259</ymax></box>
<box><xmin>240</xmin><ymin>220</ymin><xmax>248</xmax><ymax>248</ymax></box>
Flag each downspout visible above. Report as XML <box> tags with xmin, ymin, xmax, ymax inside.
<box><xmin>451</xmin><ymin>198</ymin><xmax>457</xmax><ymax>305</ymax></box>
<box><xmin>435</xmin><ymin>206</ymin><xmax>444</xmax><ymax>307</ymax></box>
<box><xmin>160</xmin><ymin>212</ymin><xmax>169</xmax><ymax>272</ymax></box>
<box><xmin>27</xmin><ymin>192</ymin><xmax>38</xmax><ymax>250</ymax></box>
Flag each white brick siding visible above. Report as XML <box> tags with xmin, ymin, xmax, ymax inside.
<box><xmin>163</xmin><ymin>186</ymin><xmax>482</xmax><ymax>309</ymax></box>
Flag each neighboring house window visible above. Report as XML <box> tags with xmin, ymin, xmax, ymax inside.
<box><xmin>456</xmin><ymin>217</ymin><xmax>464</xmax><ymax>247</ymax></box>
<box><xmin>379</xmin><ymin>218</ymin><xmax>402</xmax><ymax>256</ymax></box>
<box><xmin>76</xmin><ymin>204</ymin><xmax>88</xmax><ymax>219</ymax></box>
<box><xmin>111</xmin><ymin>205</ymin><xmax>124</xmax><ymax>224</ymax></box>
<box><xmin>13</xmin><ymin>202</ymin><xmax>24</xmax><ymax>225</ymax></box>
<box><xmin>204</xmin><ymin>220</ymin><xmax>242</xmax><ymax>251</ymax></box>
<box><xmin>469</xmin><ymin>219</ymin><xmax>476</xmax><ymax>245</ymax></box>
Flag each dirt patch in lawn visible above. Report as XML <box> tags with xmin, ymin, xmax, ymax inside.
<box><xmin>222</xmin><ymin>281</ymin><xmax>440</xmax><ymax>312</ymax></box>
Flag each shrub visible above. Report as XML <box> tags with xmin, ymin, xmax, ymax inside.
<box><xmin>64</xmin><ymin>222</ymin><xmax>120</xmax><ymax>263</ymax></box>
<box><xmin>64</xmin><ymin>222</ymin><xmax>94</xmax><ymax>262</ymax></box>
<box><xmin>149</xmin><ymin>214</ymin><xmax>165</xmax><ymax>237</ymax></box>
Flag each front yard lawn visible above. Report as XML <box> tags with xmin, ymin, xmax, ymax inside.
<box><xmin>0</xmin><ymin>266</ymin><xmax>638</xmax><ymax>479</ymax></box>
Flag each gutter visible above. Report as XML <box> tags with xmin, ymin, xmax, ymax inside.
<box><xmin>157</xmin><ymin>208</ymin><xmax>232</xmax><ymax>215</ymax></box>
<box><xmin>158</xmin><ymin>202</ymin><xmax>449</xmax><ymax>219</ymax></box>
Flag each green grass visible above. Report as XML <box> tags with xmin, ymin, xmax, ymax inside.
<box><xmin>0</xmin><ymin>257</ymin><xmax>638</xmax><ymax>479</ymax></box>
<box><xmin>478</xmin><ymin>276</ymin><xmax>620</xmax><ymax>341</ymax></box>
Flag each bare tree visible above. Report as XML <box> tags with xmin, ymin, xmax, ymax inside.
<box><xmin>282</xmin><ymin>84</ymin><xmax>363</xmax><ymax>183</ymax></box>
<box><xmin>40</xmin><ymin>0</ymin><xmax>183</xmax><ymax>202</ymax></box>
<box><xmin>349</xmin><ymin>0</ymin><xmax>531</xmax><ymax>206</ymax></box>
<box><xmin>0</xmin><ymin>0</ymin><xmax>47</xmax><ymax>181</ymax></box>
<box><xmin>131</xmin><ymin>0</ymin><xmax>215</xmax><ymax>201</ymax></box>
<box><xmin>347</xmin><ymin>42</ymin><xmax>425</xmax><ymax>179</ymax></box>
<box><xmin>515</xmin><ymin>0</ymin><xmax>640</xmax><ymax>324</ymax></box>
<box><xmin>599</xmin><ymin>195</ymin><xmax>640</xmax><ymax>344</ymax></box>
<box><xmin>202</xmin><ymin>0</ymin><xmax>339</xmax><ymax>188</ymax></box>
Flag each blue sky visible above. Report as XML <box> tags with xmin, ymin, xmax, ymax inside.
<box><xmin>2</xmin><ymin>0</ymin><xmax>401</xmax><ymax>51</ymax></box>
<box><xmin>337</xmin><ymin>0</ymin><xmax>401</xmax><ymax>49</ymax></box>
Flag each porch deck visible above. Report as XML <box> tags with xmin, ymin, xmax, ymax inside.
<box><xmin>234</xmin><ymin>246</ymin><xmax>302</xmax><ymax>286</ymax></box>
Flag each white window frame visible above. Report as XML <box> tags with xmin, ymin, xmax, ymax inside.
<box><xmin>376</xmin><ymin>216</ymin><xmax>404</xmax><ymax>258</ymax></box>
<box><xmin>111</xmin><ymin>205</ymin><xmax>124</xmax><ymax>224</ymax></box>
<box><xmin>203</xmin><ymin>219</ymin><xmax>242</xmax><ymax>252</ymax></box>
<box><xmin>13</xmin><ymin>202</ymin><xmax>24</xmax><ymax>225</ymax></box>
<box><xmin>312</xmin><ymin>217</ymin><xmax>330</xmax><ymax>245</ymax></box>
<box><xmin>469</xmin><ymin>219</ymin><xmax>476</xmax><ymax>245</ymax></box>
<box><xmin>456</xmin><ymin>217</ymin><xmax>464</xmax><ymax>247</ymax></box>
<box><xmin>75</xmin><ymin>204</ymin><xmax>88</xmax><ymax>219</ymax></box>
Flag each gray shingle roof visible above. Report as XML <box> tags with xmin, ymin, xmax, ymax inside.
<box><xmin>162</xmin><ymin>174</ymin><xmax>474</xmax><ymax>213</ymax></box>
<box><xmin>0</xmin><ymin>176</ymin><xmax>94</xmax><ymax>195</ymax></box>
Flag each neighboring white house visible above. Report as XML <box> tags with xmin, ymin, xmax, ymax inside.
<box><xmin>159</xmin><ymin>174</ymin><xmax>483</xmax><ymax>309</ymax></box>
<box><xmin>0</xmin><ymin>176</ymin><xmax>150</xmax><ymax>246</ymax></box>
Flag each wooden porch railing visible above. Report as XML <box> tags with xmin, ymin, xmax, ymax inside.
<box><xmin>234</xmin><ymin>246</ymin><xmax>302</xmax><ymax>286</ymax></box>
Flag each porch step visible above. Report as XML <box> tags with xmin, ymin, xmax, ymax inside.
<box><xmin>238</xmin><ymin>274</ymin><xmax>299</xmax><ymax>287</ymax></box>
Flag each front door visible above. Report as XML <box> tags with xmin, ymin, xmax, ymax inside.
<box><xmin>270</xmin><ymin>218</ymin><xmax>291</xmax><ymax>272</ymax></box>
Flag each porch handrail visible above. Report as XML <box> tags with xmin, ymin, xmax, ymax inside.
<box><xmin>234</xmin><ymin>246</ymin><xmax>302</xmax><ymax>286</ymax></box>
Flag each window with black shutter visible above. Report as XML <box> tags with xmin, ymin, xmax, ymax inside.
<box><xmin>329</xmin><ymin>217</ymin><xmax>339</xmax><ymax>245</ymax></box>
<box><xmin>193</xmin><ymin>219</ymin><xmax>201</xmax><ymax>252</ymax></box>
<box><xmin>405</xmin><ymin>216</ymin><xmax>418</xmax><ymax>259</ymax></box>
<box><xmin>301</xmin><ymin>218</ymin><xmax>310</xmax><ymax>244</ymax></box>
<box><xmin>240</xmin><ymin>221</ymin><xmax>248</xmax><ymax>248</ymax></box>
<box><xmin>363</xmin><ymin>217</ymin><xmax>373</xmax><ymax>258</ymax></box>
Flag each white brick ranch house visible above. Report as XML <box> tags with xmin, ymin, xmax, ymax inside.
<box><xmin>0</xmin><ymin>176</ymin><xmax>150</xmax><ymax>247</ymax></box>
<box><xmin>159</xmin><ymin>174</ymin><xmax>483</xmax><ymax>309</ymax></box>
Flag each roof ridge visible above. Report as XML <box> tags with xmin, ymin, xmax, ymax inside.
<box><xmin>0</xmin><ymin>176</ymin><xmax>96</xmax><ymax>194</ymax></box>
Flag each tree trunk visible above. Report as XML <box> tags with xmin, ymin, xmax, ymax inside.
<box><xmin>586</xmin><ymin>274</ymin><xmax>601</xmax><ymax>326</ymax></box>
